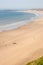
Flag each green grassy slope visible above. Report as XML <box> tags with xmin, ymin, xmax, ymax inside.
<box><xmin>26</xmin><ymin>56</ymin><xmax>43</xmax><ymax>65</ymax></box>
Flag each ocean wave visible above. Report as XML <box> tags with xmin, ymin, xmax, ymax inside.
<box><xmin>0</xmin><ymin>21</ymin><xmax>29</xmax><ymax>32</ymax></box>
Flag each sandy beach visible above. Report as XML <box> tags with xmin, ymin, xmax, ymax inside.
<box><xmin>0</xmin><ymin>10</ymin><xmax>43</xmax><ymax>65</ymax></box>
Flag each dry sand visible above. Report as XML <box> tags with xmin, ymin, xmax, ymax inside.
<box><xmin>0</xmin><ymin>10</ymin><xmax>43</xmax><ymax>65</ymax></box>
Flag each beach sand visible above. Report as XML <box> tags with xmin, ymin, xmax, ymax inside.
<box><xmin>0</xmin><ymin>10</ymin><xmax>43</xmax><ymax>65</ymax></box>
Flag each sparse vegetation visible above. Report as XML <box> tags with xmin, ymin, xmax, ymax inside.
<box><xmin>26</xmin><ymin>56</ymin><xmax>43</xmax><ymax>65</ymax></box>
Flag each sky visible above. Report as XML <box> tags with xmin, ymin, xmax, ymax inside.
<box><xmin>0</xmin><ymin>0</ymin><xmax>43</xmax><ymax>9</ymax></box>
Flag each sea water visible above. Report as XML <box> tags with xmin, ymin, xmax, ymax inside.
<box><xmin>0</xmin><ymin>10</ymin><xmax>37</xmax><ymax>32</ymax></box>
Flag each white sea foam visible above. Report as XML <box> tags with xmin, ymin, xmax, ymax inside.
<box><xmin>0</xmin><ymin>21</ymin><xmax>29</xmax><ymax>32</ymax></box>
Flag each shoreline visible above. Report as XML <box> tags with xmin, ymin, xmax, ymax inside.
<box><xmin>0</xmin><ymin>10</ymin><xmax>43</xmax><ymax>65</ymax></box>
<box><xmin>0</xmin><ymin>11</ymin><xmax>40</xmax><ymax>32</ymax></box>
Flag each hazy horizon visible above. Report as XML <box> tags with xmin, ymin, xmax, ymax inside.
<box><xmin>0</xmin><ymin>0</ymin><xmax>43</xmax><ymax>10</ymax></box>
